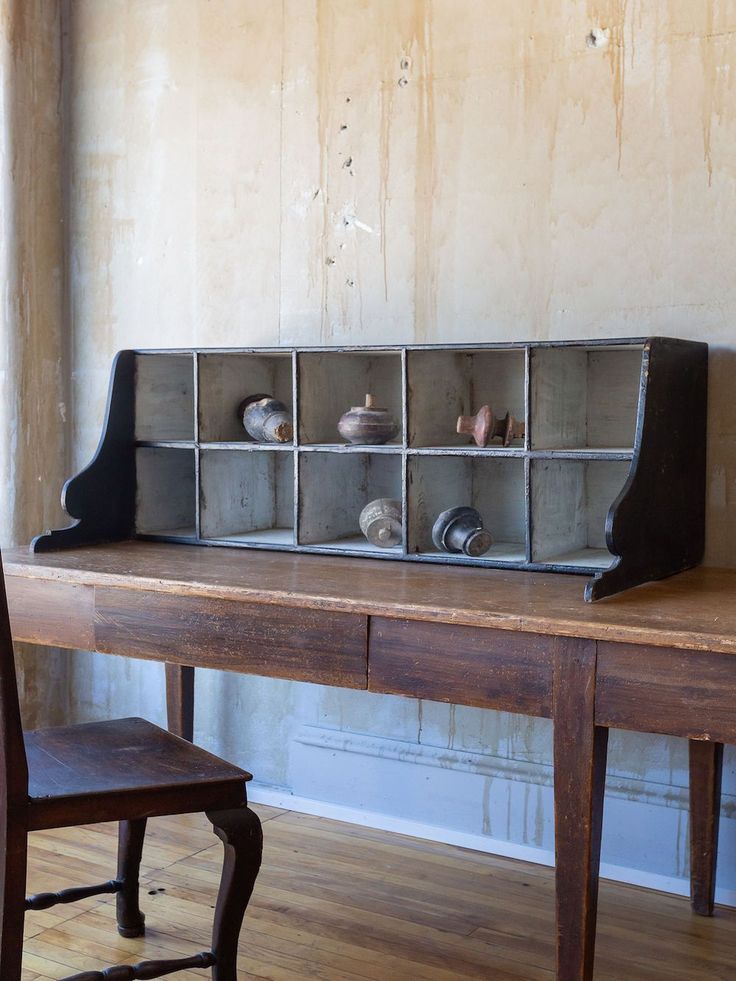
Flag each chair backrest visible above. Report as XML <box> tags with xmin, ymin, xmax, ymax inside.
<box><xmin>0</xmin><ymin>551</ymin><xmax>28</xmax><ymax>809</ymax></box>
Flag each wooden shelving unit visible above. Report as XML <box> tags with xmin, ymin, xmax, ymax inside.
<box><xmin>33</xmin><ymin>337</ymin><xmax>708</xmax><ymax>601</ymax></box>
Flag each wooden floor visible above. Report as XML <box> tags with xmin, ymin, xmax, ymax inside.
<box><xmin>20</xmin><ymin>805</ymin><xmax>736</xmax><ymax>980</ymax></box>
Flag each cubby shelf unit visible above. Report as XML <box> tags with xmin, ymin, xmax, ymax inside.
<box><xmin>33</xmin><ymin>337</ymin><xmax>707</xmax><ymax>602</ymax></box>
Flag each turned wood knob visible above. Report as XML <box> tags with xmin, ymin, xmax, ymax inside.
<box><xmin>432</xmin><ymin>506</ymin><xmax>493</xmax><ymax>557</ymax></box>
<box><xmin>456</xmin><ymin>406</ymin><xmax>525</xmax><ymax>447</ymax></box>
<box><xmin>359</xmin><ymin>498</ymin><xmax>402</xmax><ymax>548</ymax></box>
<box><xmin>338</xmin><ymin>393</ymin><xmax>399</xmax><ymax>445</ymax></box>
<box><xmin>238</xmin><ymin>394</ymin><xmax>293</xmax><ymax>443</ymax></box>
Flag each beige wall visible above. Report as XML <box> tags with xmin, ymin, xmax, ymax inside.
<box><xmin>12</xmin><ymin>0</ymin><xmax>736</xmax><ymax>885</ymax></box>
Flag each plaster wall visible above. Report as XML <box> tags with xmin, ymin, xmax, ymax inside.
<box><xmin>55</xmin><ymin>0</ymin><xmax>736</xmax><ymax>892</ymax></box>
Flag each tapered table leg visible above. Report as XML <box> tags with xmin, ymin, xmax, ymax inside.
<box><xmin>165</xmin><ymin>662</ymin><xmax>195</xmax><ymax>741</ymax></box>
<box><xmin>553</xmin><ymin>637</ymin><xmax>608</xmax><ymax>981</ymax></box>
<box><xmin>689</xmin><ymin>739</ymin><xmax>723</xmax><ymax>916</ymax></box>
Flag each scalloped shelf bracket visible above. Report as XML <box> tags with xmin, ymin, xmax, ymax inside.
<box><xmin>585</xmin><ymin>339</ymin><xmax>708</xmax><ymax>601</ymax></box>
<box><xmin>31</xmin><ymin>350</ymin><xmax>137</xmax><ymax>552</ymax></box>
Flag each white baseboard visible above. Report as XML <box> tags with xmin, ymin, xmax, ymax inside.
<box><xmin>248</xmin><ymin>783</ymin><xmax>736</xmax><ymax>910</ymax></box>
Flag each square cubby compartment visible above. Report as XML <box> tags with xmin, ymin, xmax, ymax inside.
<box><xmin>200</xmin><ymin>449</ymin><xmax>294</xmax><ymax>546</ymax></box>
<box><xmin>135</xmin><ymin>446</ymin><xmax>196</xmax><ymax>539</ymax></box>
<box><xmin>530</xmin><ymin>345</ymin><xmax>643</xmax><ymax>451</ymax></box>
<box><xmin>198</xmin><ymin>352</ymin><xmax>293</xmax><ymax>443</ymax></box>
<box><xmin>298</xmin><ymin>351</ymin><xmax>402</xmax><ymax>445</ymax></box>
<box><xmin>299</xmin><ymin>451</ymin><xmax>403</xmax><ymax>552</ymax></box>
<box><xmin>531</xmin><ymin>459</ymin><xmax>631</xmax><ymax>569</ymax></box>
<box><xmin>135</xmin><ymin>353</ymin><xmax>194</xmax><ymax>441</ymax></box>
<box><xmin>408</xmin><ymin>349</ymin><xmax>525</xmax><ymax>449</ymax></box>
<box><xmin>408</xmin><ymin>455</ymin><xmax>526</xmax><ymax>563</ymax></box>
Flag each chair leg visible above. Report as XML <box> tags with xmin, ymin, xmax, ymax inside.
<box><xmin>0</xmin><ymin>816</ymin><xmax>28</xmax><ymax>981</ymax></box>
<box><xmin>206</xmin><ymin>806</ymin><xmax>263</xmax><ymax>981</ymax></box>
<box><xmin>116</xmin><ymin>818</ymin><xmax>147</xmax><ymax>938</ymax></box>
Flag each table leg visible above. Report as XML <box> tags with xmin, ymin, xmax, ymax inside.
<box><xmin>165</xmin><ymin>662</ymin><xmax>195</xmax><ymax>741</ymax></box>
<box><xmin>689</xmin><ymin>739</ymin><xmax>723</xmax><ymax>916</ymax></box>
<box><xmin>553</xmin><ymin>637</ymin><xmax>608</xmax><ymax>981</ymax></box>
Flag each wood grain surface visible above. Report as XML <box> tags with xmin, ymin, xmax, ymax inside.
<box><xmin>25</xmin><ymin>717</ymin><xmax>249</xmax><ymax>830</ymax></box>
<box><xmin>369</xmin><ymin>618</ymin><xmax>553</xmax><ymax>716</ymax></box>
<box><xmin>596</xmin><ymin>642</ymin><xmax>736</xmax><ymax>740</ymax></box>
<box><xmin>94</xmin><ymin>587</ymin><xmax>368</xmax><ymax>689</ymax></box>
<box><xmin>5</xmin><ymin>543</ymin><xmax>736</xmax><ymax>653</ymax></box>
<box><xmin>21</xmin><ymin>807</ymin><xmax>736</xmax><ymax>980</ymax></box>
<box><xmin>4</xmin><ymin>577</ymin><xmax>94</xmax><ymax>651</ymax></box>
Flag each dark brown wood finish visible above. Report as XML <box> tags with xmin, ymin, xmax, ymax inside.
<box><xmin>4</xmin><ymin>576</ymin><xmax>95</xmax><ymax>650</ymax></box>
<box><xmin>61</xmin><ymin>952</ymin><xmax>216</xmax><ymax>981</ymax></box>
<box><xmin>116</xmin><ymin>818</ymin><xmax>147</xmax><ymax>937</ymax></box>
<box><xmin>596</xmin><ymin>642</ymin><xmax>736</xmax><ymax>740</ymax></box>
<box><xmin>0</xmin><ymin>558</ymin><xmax>29</xmax><ymax>981</ymax></box>
<box><xmin>553</xmin><ymin>637</ymin><xmax>608</xmax><ymax>981</ymax></box>
<box><xmin>7</xmin><ymin>542</ymin><xmax>736</xmax><ymax>652</ymax></box>
<box><xmin>6</xmin><ymin>543</ymin><xmax>736</xmax><ymax>980</ymax></box>
<box><xmin>0</xmin><ymin>547</ymin><xmax>264</xmax><ymax>981</ymax></box>
<box><xmin>25</xmin><ymin>717</ymin><xmax>249</xmax><ymax>830</ymax></box>
<box><xmin>95</xmin><ymin>588</ymin><xmax>368</xmax><ymax>688</ymax></box>
<box><xmin>165</xmin><ymin>663</ymin><xmax>195</xmax><ymax>741</ymax></box>
<box><xmin>369</xmin><ymin>618</ymin><xmax>553</xmax><ymax>716</ymax></box>
<box><xmin>689</xmin><ymin>740</ymin><xmax>724</xmax><ymax>917</ymax></box>
<box><xmin>207</xmin><ymin>806</ymin><xmax>264</xmax><ymax>981</ymax></box>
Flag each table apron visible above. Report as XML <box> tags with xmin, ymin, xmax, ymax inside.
<box><xmin>596</xmin><ymin>641</ymin><xmax>736</xmax><ymax>742</ymax></box>
<box><xmin>369</xmin><ymin>616</ymin><xmax>553</xmax><ymax>717</ymax></box>
<box><xmin>6</xmin><ymin>575</ymin><xmax>95</xmax><ymax>650</ymax></box>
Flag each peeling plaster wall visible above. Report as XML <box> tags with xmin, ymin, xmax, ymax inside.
<box><xmin>59</xmin><ymin>1</ymin><xmax>736</xmax><ymax>889</ymax></box>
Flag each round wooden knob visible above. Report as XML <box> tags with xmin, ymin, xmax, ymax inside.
<box><xmin>359</xmin><ymin>498</ymin><xmax>402</xmax><ymax>548</ymax></box>
<box><xmin>338</xmin><ymin>393</ymin><xmax>399</xmax><ymax>445</ymax></box>
<box><xmin>432</xmin><ymin>506</ymin><xmax>492</xmax><ymax>557</ymax></box>
<box><xmin>457</xmin><ymin>406</ymin><xmax>492</xmax><ymax>447</ymax></box>
<box><xmin>238</xmin><ymin>394</ymin><xmax>293</xmax><ymax>443</ymax></box>
<box><xmin>456</xmin><ymin>406</ymin><xmax>525</xmax><ymax>447</ymax></box>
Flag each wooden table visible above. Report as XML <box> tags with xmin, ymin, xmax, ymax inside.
<box><xmin>4</xmin><ymin>542</ymin><xmax>735</xmax><ymax>980</ymax></box>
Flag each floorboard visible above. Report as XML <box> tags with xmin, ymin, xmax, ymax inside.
<box><xmin>21</xmin><ymin>805</ymin><xmax>736</xmax><ymax>979</ymax></box>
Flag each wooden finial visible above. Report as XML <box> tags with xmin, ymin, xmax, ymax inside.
<box><xmin>456</xmin><ymin>405</ymin><xmax>525</xmax><ymax>447</ymax></box>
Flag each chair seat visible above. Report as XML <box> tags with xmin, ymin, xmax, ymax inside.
<box><xmin>25</xmin><ymin>716</ymin><xmax>251</xmax><ymax>830</ymax></box>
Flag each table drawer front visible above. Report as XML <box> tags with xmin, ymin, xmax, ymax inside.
<box><xmin>596</xmin><ymin>642</ymin><xmax>736</xmax><ymax>741</ymax></box>
<box><xmin>369</xmin><ymin>617</ymin><xmax>552</xmax><ymax>716</ymax></box>
<box><xmin>6</xmin><ymin>576</ymin><xmax>95</xmax><ymax>650</ymax></box>
<box><xmin>95</xmin><ymin>588</ymin><xmax>368</xmax><ymax>689</ymax></box>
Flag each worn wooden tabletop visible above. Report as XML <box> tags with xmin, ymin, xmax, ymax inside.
<box><xmin>4</xmin><ymin>542</ymin><xmax>736</xmax><ymax>654</ymax></box>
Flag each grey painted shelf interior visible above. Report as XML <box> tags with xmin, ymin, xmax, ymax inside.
<box><xmin>132</xmin><ymin>342</ymin><xmax>646</xmax><ymax>574</ymax></box>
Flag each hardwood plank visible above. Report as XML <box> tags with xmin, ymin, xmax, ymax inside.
<box><xmin>369</xmin><ymin>617</ymin><xmax>553</xmax><ymax>715</ymax></box>
<box><xmin>596</xmin><ymin>642</ymin><xmax>736</xmax><ymax>741</ymax></box>
<box><xmin>21</xmin><ymin>810</ymin><xmax>736</xmax><ymax>981</ymax></box>
<box><xmin>5</xmin><ymin>576</ymin><xmax>94</xmax><ymax>650</ymax></box>
<box><xmin>94</xmin><ymin>587</ymin><xmax>368</xmax><ymax>688</ymax></box>
<box><xmin>5</xmin><ymin>544</ymin><xmax>736</xmax><ymax>653</ymax></box>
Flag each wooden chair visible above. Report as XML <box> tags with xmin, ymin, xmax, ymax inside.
<box><xmin>0</xmin><ymin>554</ymin><xmax>263</xmax><ymax>981</ymax></box>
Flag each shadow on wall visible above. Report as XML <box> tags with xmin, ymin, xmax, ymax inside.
<box><xmin>704</xmin><ymin>347</ymin><xmax>736</xmax><ymax>568</ymax></box>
